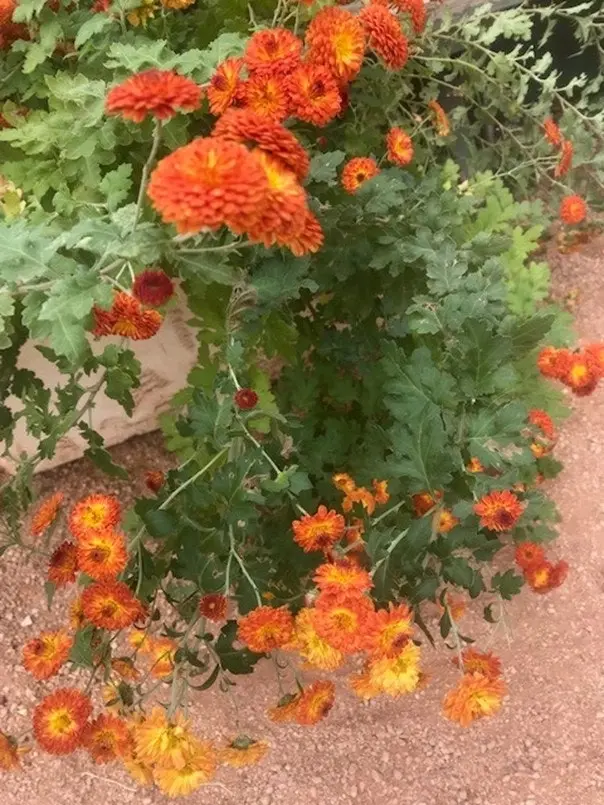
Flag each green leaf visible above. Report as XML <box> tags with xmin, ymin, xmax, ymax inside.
<box><xmin>442</xmin><ymin>557</ymin><xmax>478</xmax><ymax>590</ymax></box>
<box><xmin>75</xmin><ymin>14</ymin><xmax>115</xmax><ymax>48</ymax></box>
<box><xmin>44</xmin><ymin>581</ymin><xmax>56</xmax><ymax>611</ymax></box>
<box><xmin>439</xmin><ymin>608</ymin><xmax>452</xmax><ymax>639</ymax></box>
<box><xmin>99</xmin><ymin>164</ymin><xmax>133</xmax><ymax>210</ymax></box>
<box><xmin>252</xmin><ymin>255</ymin><xmax>317</xmax><ymax>306</ymax></box>
<box><xmin>69</xmin><ymin>626</ymin><xmax>95</xmax><ymax>668</ymax></box>
<box><xmin>483</xmin><ymin>604</ymin><xmax>497</xmax><ymax>623</ymax></box>
<box><xmin>84</xmin><ymin>443</ymin><xmax>129</xmax><ymax>479</ymax></box>
<box><xmin>215</xmin><ymin>620</ymin><xmax>263</xmax><ymax>675</ymax></box>
<box><xmin>308</xmin><ymin>150</ymin><xmax>346</xmax><ymax>185</ymax></box>
<box><xmin>12</xmin><ymin>0</ymin><xmax>46</xmax><ymax>22</ymax></box>
<box><xmin>135</xmin><ymin>501</ymin><xmax>180</xmax><ymax>538</ymax></box>
<box><xmin>491</xmin><ymin>569</ymin><xmax>524</xmax><ymax>600</ymax></box>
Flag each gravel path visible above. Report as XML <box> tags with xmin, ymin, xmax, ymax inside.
<box><xmin>1</xmin><ymin>240</ymin><xmax>603</xmax><ymax>805</ymax></box>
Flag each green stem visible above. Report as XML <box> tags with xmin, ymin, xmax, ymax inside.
<box><xmin>132</xmin><ymin>120</ymin><xmax>162</xmax><ymax>232</ymax></box>
<box><xmin>229</xmin><ymin>525</ymin><xmax>262</xmax><ymax>606</ymax></box>
<box><xmin>371</xmin><ymin>499</ymin><xmax>405</xmax><ymax>526</ymax></box>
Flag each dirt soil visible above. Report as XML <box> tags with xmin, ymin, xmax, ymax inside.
<box><xmin>1</xmin><ymin>239</ymin><xmax>604</xmax><ymax>805</ymax></box>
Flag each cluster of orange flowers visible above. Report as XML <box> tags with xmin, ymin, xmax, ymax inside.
<box><xmin>543</xmin><ymin>117</ymin><xmax>588</xmax><ymax>225</ymax></box>
<box><xmin>515</xmin><ymin>541</ymin><xmax>568</xmax><ymax>594</ymax></box>
<box><xmin>92</xmin><ymin>290</ymin><xmax>163</xmax><ymax>341</ymax></box>
<box><xmin>538</xmin><ymin>342</ymin><xmax>604</xmax><ymax>396</ymax></box>
<box><xmin>527</xmin><ymin>407</ymin><xmax>556</xmax><ymax>459</ymax></box>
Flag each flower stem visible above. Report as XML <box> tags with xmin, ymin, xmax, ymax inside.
<box><xmin>132</xmin><ymin>120</ymin><xmax>162</xmax><ymax>232</ymax></box>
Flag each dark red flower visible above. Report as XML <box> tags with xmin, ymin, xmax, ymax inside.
<box><xmin>234</xmin><ymin>388</ymin><xmax>259</xmax><ymax>410</ymax></box>
<box><xmin>132</xmin><ymin>270</ymin><xmax>174</xmax><ymax>307</ymax></box>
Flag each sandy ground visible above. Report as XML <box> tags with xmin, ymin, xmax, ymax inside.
<box><xmin>1</xmin><ymin>239</ymin><xmax>604</xmax><ymax>805</ymax></box>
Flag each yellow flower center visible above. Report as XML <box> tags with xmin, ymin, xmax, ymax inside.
<box><xmin>48</xmin><ymin>709</ymin><xmax>76</xmax><ymax>736</ymax></box>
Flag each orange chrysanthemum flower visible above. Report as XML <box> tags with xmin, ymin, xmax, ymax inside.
<box><xmin>543</xmin><ymin>117</ymin><xmax>562</xmax><ymax>148</ymax></box>
<box><xmin>267</xmin><ymin>693</ymin><xmax>301</xmax><ymax>723</ymax></box>
<box><xmin>105</xmin><ymin>70</ymin><xmax>202</xmax><ymax>123</ymax></box>
<box><xmin>524</xmin><ymin>559</ymin><xmax>569</xmax><ymax>594</ymax></box>
<box><xmin>285</xmin><ymin>607</ymin><xmax>343</xmax><ymax>671</ymax></box>
<box><xmin>359</xmin><ymin>4</ymin><xmax>409</xmax><ymax>70</ymax></box>
<box><xmin>111</xmin><ymin>657</ymin><xmax>140</xmax><ymax>681</ymax></box>
<box><xmin>246</xmin><ymin>150</ymin><xmax>308</xmax><ymax>247</ymax></box>
<box><xmin>454</xmin><ymin>648</ymin><xmax>502</xmax><ymax>680</ymax></box>
<box><xmin>148</xmin><ymin>136</ymin><xmax>269</xmax><ymax>236</ymax></box>
<box><xmin>22</xmin><ymin>630</ymin><xmax>73</xmax><ymax>680</ymax></box>
<box><xmin>341</xmin><ymin>156</ymin><xmax>380</xmax><ymax>193</ymax></box>
<box><xmin>333</xmin><ymin>472</ymin><xmax>356</xmax><ymax>494</ymax></box>
<box><xmin>145</xmin><ymin>469</ymin><xmax>165</xmax><ymax>493</ymax></box>
<box><xmin>133</xmin><ymin>707</ymin><xmax>197</xmax><ymax>768</ymax></box>
<box><xmin>313</xmin><ymin>560</ymin><xmax>373</xmax><ymax>594</ymax></box>
<box><xmin>81</xmin><ymin>580</ymin><xmax>144</xmax><ymax>630</ymax></box>
<box><xmin>219</xmin><ymin>736</ymin><xmax>269</xmax><ymax>768</ymax></box>
<box><xmin>207</xmin><ymin>57</ymin><xmax>244</xmax><ymax>116</ymax></box>
<box><xmin>349</xmin><ymin>668</ymin><xmax>382</xmax><ymax>700</ymax></box>
<box><xmin>281</xmin><ymin>209</ymin><xmax>324</xmax><ymax>256</ymax></box>
<box><xmin>93</xmin><ymin>292</ymin><xmax>163</xmax><ymax>341</ymax></box>
<box><xmin>0</xmin><ymin>0</ymin><xmax>16</xmax><ymax>24</ymax></box>
<box><xmin>537</xmin><ymin>346</ymin><xmax>571</xmax><ymax>380</ymax></box>
<box><xmin>443</xmin><ymin>672</ymin><xmax>506</xmax><ymax>726</ymax></box>
<box><xmin>437</xmin><ymin>508</ymin><xmax>459</xmax><ymax>533</ymax></box>
<box><xmin>237</xmin><ymin>606</ymin><xmax>295</xmax><ymax>653</ymax></box>
<box><xmin>122</xmin><ymin>751</ymin><xmax>154</xmax><ymax>787</ymax></box>
<box><xmin>199</xmin><ymin>593</ymin><xmax>228</xmax><ymax>622</ymax></box>
<box><xmin>305</xmin><ymin>6</ymin><xmax>366</xmax><ymax>85</ymax></box>
<box><xmin>76</xmin><ymin>531</ymin><xmax>128</xmax><ymax>581</ymax></box>
<box><xmin>441</xmin><ymin>592</ymin><xmax>467</xmax><ymax>622</ymax></box>
<box><xmin>563</xmin><ymin>352</ymin><xmax>599</xmax><ymax>396</ymax></box>
<box><xmin>241</xmin><ymin>72</ymin><xmax>290</xmax><ymax>122</ymax></box>
<box><xmin>31</xmin><ymin>492</ymin><xmax>64</xmax><ymax>537</ymax></box>
<box><xmin>342</xmin><ymin>486</ymin><xmax>376</xmax><ymax>515</ymax></box>
<box><xmin>145</xmin><ymin>637</ymin><xmax>177</xmax><ymax>679</ymax></box>
<box><xmin>33</xmin><ymin>688</ymin><xmax>92</xmax><ymax>755</ymax></box>
<box><xmin>466</xmin><ymin>457</ymin><xmax>484</xmax><ymax>473</ymax></box>
<box><xmin>531</xmin><ymin>442</ymin><xmax>550</xmax><ymax>459</ymax></box>
<box><xmin>372</xmin><ymin>479</ymin><xmax>390</xmax><ymax>505</ymax></box>
<box><xmin>367</xmin><ymin>602</ymin><xmax>414</xmax><ymax>658</ymax></box>
<box><xmin>514</xmin><ymin>541</ymin><xmax>546</xmax><ymax>571</ymax></box>
<box><xmin>69</xmin><ymin>494</ymin><xmax>121</xmax><ymax>541</ymax></box>
<box><xmin>473</xmin><ymin>490</ymin><xmax>524</xmax><ymax>532</ymax></box>
<box><xmin>0</xmin><ymin>732</ymin><xmax>20</xmax><ymax>771</ymax></box>
<box><xmin>388</xmin><ymin>0</ymin><xmax>427</xmax><ymax>34</ymax></box>
<box><xmin>212</xmin><ymin>108</ymin><xmax>310</xmax><ymax>181</ymax></box>
<box><xmin>559</xmin><ymin>194</ymin><xmax>587</xmax><ymax>225</ymax></box>
<box><xmin>313</xmin><ymin>590</ymin><xmax>375</xmax><ymax>653</ymax></box>
<box><xmin>153</xmin><ymin>740</ymin><xmax>217</xmax><ymax>797</ymax></box>
<box><xmin>412</xmin><ymin>489</ymin><xmax>442</xmax><ymax>516</ymax></box>
<box><xmin>585</xmin><ymin>343</ymin><xmax>604</xmax><ymax>375</ymax></box>
<box><xmin>428</xmin><ymin>98</ymin><xmax>450</xmax><ymax>136</ymax></box>
<box><xmin>132</xmin><ymin>269</ymin><xmax>174</xmax><ymax>307</ymax></box>
<box><xmin>292</xmin><ymin>505</ymin><xmax>346</xmax><ymax>553</ymax></box>
<box><xmin>386</xmin><ymin>126</ymin><xmax>413</xmax><ymax>166</ymax></box>
<box><xmin>295</xmin><ymin>680</ymin><xmax>336</xmax><ymax>725</ymax></box>
<box><xmin>69</xmin><ymin>595</ymin><xmax>86</xmax><ymax>630</ymax></box>
<box><xmin>48</xmin><ymin>541</ymin><xmax>78</xmax><ymax>587</ymax></box>
<box><xmin>287</xmin><ymin>63</ymin><xmax>342</xmax><ymax>127</ymax></box>
<box><xmin>554</xmin><ymin>139</ymin><xmax>573</xmax><ymax>177</ymax></box>
<box><xmin>244</xmin><ymin>27</ymin><xmax>303</xmax><ymax>76</ymax></box>
<box><xmin>82</xmin><ymin>714</ymin><xmax>133</xmax><ymax>763</ymax></box>
<box><xmin>528</xmin><ymin>408</ymin><xmax>556</xmax><ymax>440</ymax></box>
<box><xmin>367</xmin><ymin>640</ymin><xmax>421</xmax><ymax>695</ymax></box>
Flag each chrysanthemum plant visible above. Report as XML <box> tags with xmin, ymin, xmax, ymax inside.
<box><xmin>1</xmin><ymin>0</ymin><xmax>604</xmax><ymax>792</ymax></box>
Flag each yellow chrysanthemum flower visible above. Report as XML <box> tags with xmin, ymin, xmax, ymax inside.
<box><xmin>367</xmin><ymin>641</ymin><xmax>421</xmax><ymax>696</ymax></box>
<box><xmin>133</xmin><ymin>708</ymin><xmax>196</xmax><ymax>769</ymax></box>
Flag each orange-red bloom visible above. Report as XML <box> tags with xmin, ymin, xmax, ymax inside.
<box><xmin>359</xmin><ymin>4</ymin><xmax>409</xmax><ymax>70</ymax></box>
<box><xmin>33</xmin><ymin>688</ymin><xmax>92</xmax><ymax>755</ymax></box>
<box><xmin>367</xmin><ymin>640</ymin><xmax>421</xmax><ymax>695</ymax></box>
<box><xmin>81</xmin><ymin>580</ymin><xmax>144</xmax><ymax>630</ymax></box>
<box><xmin>528</xmin><ymin>408</ymin><xmax>556</xmax><ymax>440</ymax></box>
<box><xmin>105</xmin><ymin>70</ymin><xmax>202</xmax><ymax>123</ymax></box>
<box><xmin>76</xmin><ymin>531</ymin><xmax>128</xmax><ymax>581</ymax></box>
<box><xmin>341</xmin><ymin>156</ymin><xmax>380</xmax><ymax>193</ymax></box>
<box><xmin>389</xmin><ymin>0</ymin><xmax>427</xmax><ymax>34</ymax></box>
<box><xmin>554</xmin><ymin>139</ymin><xmax>573</xmax><ymax>177</ymax></box>
<box><xmin>292</xmin><ymin>505</ymin><xmax>346</xmax><ymax>552</ymax></box>
<box><xmin>246</xmin><ymin>150</ymin><xmax>308</xmax><ymax>247</ymax></box>
<box><xmin>287</xmin><ymin>63</ymin><xmax>342</xmax><ymax>126</ymax></box>
<box><xmin>244</xmin><ymin>27</ymin><xmax>303</xmax><ymax>76</ymax></box>
<box><xmin>474</xmin><ymin>490</ymin><xmax>523</xmax><ymax>532</ymax></box>
<box><xmin>241</xmin><ymin>72</ymin><xmax>290</xmax><ymax>121</ymax></box>
<box><xmin>212</xmin><ymin>108</ymin><xmax>310</xmax><ymax>181</ymax></box>
<box><xmin>412</xmin><ymin>490</ymin><xmax>442</xmax><ymax>516</ymax></box>
<box><xmin>313</xmin><ymin>560</ymin><xmax>373</xmax><ymax>594</ymax></box>
<box><xmin>83</xmin><ymin>714</ymin><xmax>133</xmax><ymax>763</ymax></box>
<box><xmin>515</xmin><ymin>541</ymin><xmax>546</xmax><ymax>571</ymax></box>
<box><xmin>386</xmin><ymin>126</ymin><xmax>413</xmax><ymax>166</ymax></box>
<box><xmin>93</xmin><ymin>292</ymin><xmax>163</xmax><ymax>340</ymax></box>
<box><xmin>342</xmin><ymin>486</ymin><xmax>376</xmax><ymax>515</ymax></box>
<box><xmin>585</xmin><ymin>343</ymin><xmax>604</xmax><ymax>375</ymax></box>
<box><xmin>372</xmin><ymin>479</ymin><xmax>390</xmax><ymax>505</ymax></box>
<box><xmin>0</xmin><ymin>0</ymin><xmax>16</xmax><ymax>24</ymax></box>
<box><xmin>543</xmin><ymin>117</ymin><xmax>562</xmax><ymax>148</ymax></box>
<box><xmin>428</xmin><ymin>98</ymin><xmax>450</xmax><ymax>136</ymax></box>
<box><xmin>437</xmin><ymin>509</ymin><xmax>459</xmax><ymax>533</ymax></box>
<box><xmin>305</xmin><ymin>6</ymin><xmax>366</xmax><ymax>85</ymax></box>
<box><xmin>563</xmin><ymin>352</ymin><xmax>599</xmax><ymax>396</ymax></box>
<box><xmin>69</xmin><ymin>494</ymin><xmax>121</xmax><ymax>541</ymax></box>
<box><xmin>466</xmin><ymin>457</ymin><xmax>484</xmax><ymax>473</ymax></box>
<box><xmin>313</xmin><ymin>590</ymin><xmax>375</xmax><ymax>653</ymax></box>
<box><xmin>48</xmin><ymin>541</ymin><xmax>78</xmax><ymax>587</ymax></box>
<box><xmin>148</xmin><ymin>136</ymin><xmax>269</xmax><ymax>235</ymax></box>
<box><xmin>560</xmin><ymin>194</ymin><xmax>587</xmax><ymax>225</ymax></box>
<box><xmin>267</xmin><ymin>693</ymin><xmax>301</xmax><ymax>723</ymax></box>
<box><xmin>234</xmin><ymin>387</ymin><xmax>259</xmax><ymax>410</ymax></box>
<box><xmin>454</xmin><ymin>648</ymin><xmax>502</xmax><ymax>680</ymax></box>
<box><xmin>237</xmin><ymin>606</ymin><xmax>294</xmax><ymax>653</ymax></box>
<box><xmin>281</xmin><ymin>209</ymin><xmax>324</xmax><ymax>256</ymax></box>
<box><xmin>22</xmin><ymin>630</ymin><xmax>73</xmax><ymax>680</ymax></box>
<box><xmin>207</xmin><ymin>57</ymin><xmax>244</xmax><ymax>116</ymax></box>
<box><xmin>199</xmin><ymin>593</ymin><xmax>228</xmax><ymax>623</ymax></box>
<box><xmin>285</xmin><ymin>607</ymin><xmax>344</xmax><ymax>670</ymax></box>
<box><xmin>367</xmin><ymin>602</ymin><xmax>414</xmax><ymax>658</ymax></box>
<box><xmin>31</xmin><ymin>492</ymin><xmax>64</xmax><ymax>537</ymax></box>
<box><xmin>443</xmin><ymin>672</ymin><xmax>506</xmax><ymax>726</ymax></box>
<box><xmin>524</xmin><ymin>559</ymin><xmax>569</xmax><ymax>593</ymax></box>
<box><xmin>145</xmin><ymin>470</ymin><xmax>165</xmax><ymax>493</ymax></box>
<box><xmin>537</xmin><ymin>346</ymin><xmax>571</xmax><ymax>380</ymax></box>
<box><xmin>132</xmin><ymin>269</ymin><xmax>174</xmax><ymax>307</ymax></box>
<box><xmin>333</xmin><ymin>472</ymin><xmax>356</xmax><ymax>494</ymax></box>
<box><xmin>295</xmin><ymin>680</ymin><xmax>336</xmax><ymax>725</ymax></box>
